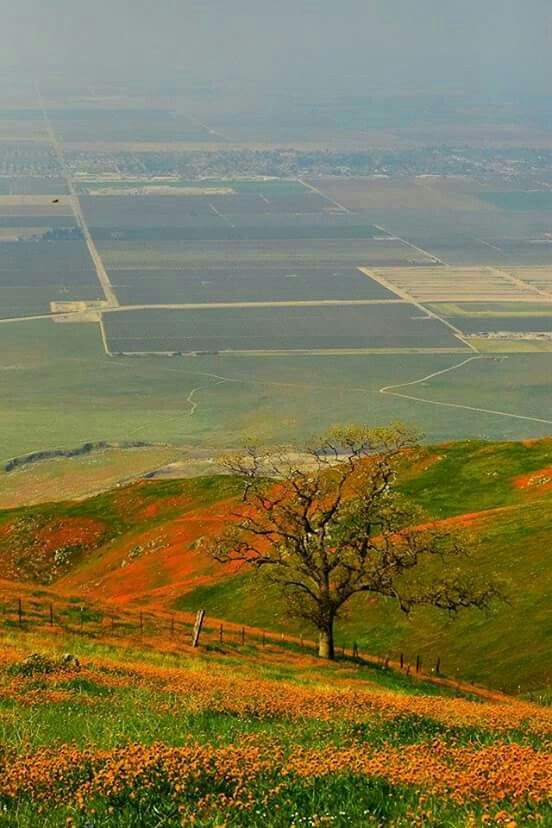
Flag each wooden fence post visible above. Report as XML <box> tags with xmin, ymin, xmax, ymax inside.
<box><xmin>219</xmin><ymin>623</ymin><xmax>223</xmax><ymax>644</ymax></box>
<box><xmin>240</xmin><ymin>626</ymin><xmax>245</xmax><ymax>646</ymax></box>
<box><xmin>139</xmin><ymin>612</ymin><xmax>144</xmax><ymax>635</ymax></box>
<box><xmin>262</xmin><ymin>631</ymin><xmax>266</xmax><ymax>647</ymax></box>
<box><xmin>192</xmin><ymin>609</ymin><xmax>206</xmax><ymax>648</ymax></box>
<box><xmin>300</xmin><ymin>633</ymin><xmax>304</xmax><ymax>649</ymax></box>
<box><xmin>435</xmin><ymin>656</ymin><xmax>441</xmax><ymax>675</ymax></box>
<box><xmin>416</xmin><ymin>655</ymin><xmax>421</xmax><ymax>674</ymax></box>
<box><xmin>17</xmin><ymin>599</ymin><xmax>23</xmax><ymax>627</ymax></box>
<box><xmin>352</xmin><ymin>641</ymin><xmax>359</xmax><ymax>659</ymax></box>
<box><xmin>400</xmin><ymin>652</ymin><xmax>404</xmax><ymax>669</ymax></box>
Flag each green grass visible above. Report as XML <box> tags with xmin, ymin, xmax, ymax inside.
<box><xmin>3</xmin><ymin>320</ymin><xmax>552</xmax><ymax>473</ymax></box>
<box><xmin>0</xmin><ymin>628</ymin><xmax>549</xmax><ymax>828</ymax></box>
<box><xmin>399</xmin><ymin>440</ymin><xmax>552</xmax><ymax>515</ymax></box>
<box><xmin>2</xmin><ymin>436</ymin><xmax>552</xmax><ymax>691</ymax></box>
<box><xmin>176</xmin><ymin>441</ymin><xmax>552</xmax><ymax>692</ymax></box>
<box><xmin>0</xmin><ymin>779</ymin><xmax>518</xmax><ymax>828</ymax></box>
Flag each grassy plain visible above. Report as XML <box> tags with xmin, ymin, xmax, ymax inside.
<box><xmin>0</xmin><ymin>446</ymin><xmax>179</xmax><ymax>509</ymax></box>
<box><xmin>4</xmin><ymin>320</ymin><xmax>552</xmax><ymax>471</ymax></box>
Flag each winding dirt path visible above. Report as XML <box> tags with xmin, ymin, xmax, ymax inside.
<box><xmin>380</xmin><ymin>355</ymin><xmax>552</xmax><ymax>426</ymax></box>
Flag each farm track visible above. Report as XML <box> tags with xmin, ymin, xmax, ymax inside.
<box><xmin>380</xmin><ymin>355</ymin><xmax>552</xmax><ymax>426</ymax></box>
<box><xmin>357</xmin><ymin>267</ymin><xmax>479</xmax><ymax>352</ymax></box>
<box><xmin>35</xmin><ymin>85</ymin><xmax>119</xmax><ymax>309</ymax></box>
<box><xmin>103</xmin><ymin>299</ymin><xmax>407</xmax><ymax>312</ymax></box>
<box><xmin>0</xmin><ymin>313</ymin><xmax>59</xmax><ymax>324</ymax></box>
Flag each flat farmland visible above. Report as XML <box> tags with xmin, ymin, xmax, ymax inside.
<box><xmin>50</xmin><ymin>109</ymin><xmax>223</xmax><ymax>144</ymax></box>
<box><xmin>3</xmin><ymin>320</ymin><xmax>552</xmax><ymax>469</ymax></box>
<box><xmin>306</xmin><ymin>178</ymin><xmax>489</xmax><ymax>212</ymax></box>
<box><xmin>80</xmin><ymin>184</ymin><xmax>387</xmax><ymax>243</ymax></box>
<box><xmin>110</xmin><ymin>266</ymin><xmax>397</xmax><ymax>305</ymax></box>
<box><xmin>0</xmin><ymin>215</ymin><xmax>78</xmax><ymax>228</ymax></box>
<box><xmin>306</xmin><ymin>178</ymin><xmax>552</xmax><ymax>265</ymax></box>
<box><xmin>103</xmin><ymin>305</ymin><xmax>465</xmax><ymax>354</ymax></box>
<box><xmin>363</xmin><ymin>266</ymin><xmax>547</xmax><ymax>303</ymax></box>
<box><xmin>476</xmin><ymin>191</ymin><xmax>552</xmax><ymax>210</ymax></box>
<box><xmin>427</xmin><ymin>302</ymin><xmax>552</xmax><ymax>317</ymax></box>
<box><xmin>0</xmin><ymin>177</ymin><xmax>68</xmax><ymax>195</ymax></box>
<box><xmin>0</xmin><ymin>241</ymin><xmax>102</xmax><ymax>318</ymax></box>
<box><xmin>449</xmin><ymin>316</ymin><xmax>552</xmax><ymax>334</ymax></box>
<box><xmin>506</xmin><ymin>267</ymin><xmax>552</xmax><ymax>296</ymax></box>
<box><xmin>99</xmin><ymin>239</ymin><xmax>432</xmax><ymax>270</ymax></box>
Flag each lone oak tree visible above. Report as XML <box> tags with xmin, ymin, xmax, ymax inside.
<box><xmin>204</xmin><ymin>425</ymin><xmax>500</xmax><ymax>660</ymax></box>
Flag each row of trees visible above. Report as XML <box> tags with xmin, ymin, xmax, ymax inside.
<box><xmin>202</xmin><ymin>425</ymin><xmax>501</xmax><ymax>660</ymax></box>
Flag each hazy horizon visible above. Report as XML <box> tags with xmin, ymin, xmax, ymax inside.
<box><xmin>3</xmin><ymin>0</ymin><xmax>552</xmax><ymax>103</ymax></box>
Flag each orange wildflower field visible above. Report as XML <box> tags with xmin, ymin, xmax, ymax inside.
<box><xmin>0</xmin><ymin>627</ymin><xmax>550</xmax><ymax>827</ymax></box>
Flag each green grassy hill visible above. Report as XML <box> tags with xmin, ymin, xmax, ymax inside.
<box><xmin>1</xmin><ymin>438</ymin><xmax>552</xmax><ymax>693</ymax></box>
<box><xmin>1</xmin><ymin>622</ymin><xmax>550</xmax><ymax>827</ymax></box>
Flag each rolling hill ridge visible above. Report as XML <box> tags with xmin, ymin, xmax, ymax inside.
<box><xmin>1</xmin><ymin>438</ymin><xmax>551</xmax><ymax>693</ymax></box>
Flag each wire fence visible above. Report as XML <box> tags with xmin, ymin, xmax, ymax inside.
<box><xmin>1</xmin><ymin>594</ymin><xmax>445</xmax><ymax>682</ymax></box>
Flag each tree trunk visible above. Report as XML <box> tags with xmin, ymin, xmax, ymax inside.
<box><xmin>318</xmin><ymin>623</ymin><xmax>335</xmax><ymax>660</ymax></box>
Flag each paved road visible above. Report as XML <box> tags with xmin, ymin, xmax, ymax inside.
<box><xmin>36</xmin><ymin>84</ymin><xmax>119</xmax><ymax>308</ymax></box>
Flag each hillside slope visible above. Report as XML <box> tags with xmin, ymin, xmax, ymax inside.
<box><xmin>1</xmin><ymin>438</ymin><xmax>551</xmax><ymax>692</ymax></box>
<box><xmin>1</xmin><ymin>619</ymin><xmax>550</xmax><ymax>827</ymax></box>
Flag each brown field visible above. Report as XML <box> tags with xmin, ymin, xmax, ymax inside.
<box><xmin>0</xmin><ymin>445</ymin><xmax>178</xmax><ymax>508</ymax></box>
<box><xmin>506</xmin><ymin>267</ymin><xmax>552</xmax><ymax>296</ymax></box>
<box><xmin>361</xmin><ymin>266</ymin><xmax>552</xmax><ymax>303</ymax></box>
<box><xmin>306</xmin><ymin>177</ymin><xmax>488</xmax><ymax>212</ymax></box>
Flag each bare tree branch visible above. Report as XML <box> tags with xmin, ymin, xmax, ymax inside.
<box><xmin>201</xmin><ymin>425</ymin><xmax>502</xmax><ymax>659</ymax></box>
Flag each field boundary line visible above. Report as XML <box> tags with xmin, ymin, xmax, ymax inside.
<box><xmin>35</xmin><ymin>83</ymin><xmax>119</xmax><ymax>309</ymax></box>
<box><xmin>380</xmin><ymin>356</ymin><xmax>552</xmax><ymax>426</ymax></box>
<box><xmin>0</xmin><ymin>313</ymin><xmax>59</xmax><ymax>324</ymax></box>
<box><xmin>297</xmin><ymin>178</ymin><xmax>353</xmax><ymax>213</ymax></box>
<box><xmin>358</xmin><ymin>267</ymin><xmax>478</xmax><ymax>353</ymax></box>
<box><xmin>107</xmin><ymin>347</ymin><xmax>471</xmax><ymax>357</ymax></box>
<box><xmin>372</xmin><ymin>223</ymin><xmax>443</xmax><ymax>265</ymax></box>
<box><xmin>99</xmin><ymin>316</ymin><xmax>112</xmax><ymax>356</ymax></box>
<box><xmin>493</xmin><ymin>266</ymin><xmax>552</xmax><ymax>300</ymax></box>
<box><xmin>103</xmin><ymin>299</ymin><xmax>408</xmax><ymax>312</ymax></box>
